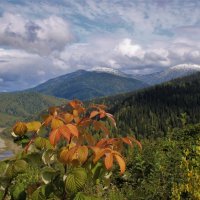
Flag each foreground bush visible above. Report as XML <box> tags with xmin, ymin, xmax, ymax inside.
<box><xmin>0</xmin><ymin>100</ymin><xmax>141</xmax><ymax>200</ymax></box>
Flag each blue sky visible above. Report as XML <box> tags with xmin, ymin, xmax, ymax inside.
<box><xmin>0</xmin><ymin>0</ymin><xmax>200</xmax><ymax>91</ymax></box>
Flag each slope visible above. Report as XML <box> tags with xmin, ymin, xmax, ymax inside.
<box><xmin>97</xmin><ymin>72</ymin><xmax>200</xmax><ymax>138</ymax></box>
<box><xmin>28</xmin><ymin>70</ymin><xmax>148</xmax><ymax>100</ymax></box>
<box><xmin>0</xmin><ymin>92</ymin><xmax>66</xmax><ymax>127</ymax></box>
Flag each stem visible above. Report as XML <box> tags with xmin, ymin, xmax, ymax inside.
<box><xmin>63</xmin><ymin>164</ymin><xmax>67</xmax><ymax>200</ymax></box>
<box><xmin>2</xmin><ymin>179</ymin><xmax>12</xmax><ymax>200</ymax></box>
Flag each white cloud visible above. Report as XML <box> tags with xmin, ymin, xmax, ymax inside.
<box><xmin>0</xmin><ymin>13</ymin><xmax>72</xmax><ymax>55</ymax></box>
<box><xmin>0</xmin><ymin>0</ymin><xmax>200</xmax><ymax>91</ymax></box>
<box><xmin>115</xmin><ymin>38</ymin><xmax>145</xmax><ymax>59</ymax></box>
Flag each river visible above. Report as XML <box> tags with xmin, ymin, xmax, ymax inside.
<box><xmin>0</xmin><ymin>128</ymin><xmax>20</xmax><ymax>160</ymax></box>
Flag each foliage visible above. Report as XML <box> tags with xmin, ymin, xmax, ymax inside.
<box><xmin>0</xmin><ymin>100</ymin><xmax>141</xmax><ymax>199</ymax></box>
<box><xmin>110</xmin><ymin>123</ymin><xmax>200</xmax><ymax>199</ymax></box>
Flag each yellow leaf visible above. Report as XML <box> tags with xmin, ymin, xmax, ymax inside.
<box><xmin>73</xmin><ymin>109</ymin><xmax>79</xmax><ymax>117</ymax></box>
<box><xmin>77</xmin><ymin>146</ymin><xmax>88</xmax><ymax>164</ymax></box>
<box><xmin>26</xmin><ymin>121</ymin><xmax>41</xmax><ymax>132</ymax></box>
<box><xmin>13</xmin><ymin>122</ymin><xmax>27</xmax><ymax>136</ymax></box>
<box><xmin>51</xmin><ymin>118</ymin><xmax>64</xmax><ymax>130</ymax></box>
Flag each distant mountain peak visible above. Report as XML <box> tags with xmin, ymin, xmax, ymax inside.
<box><xmin>89</xmin><ymin>67</ymin><xmax>127</xmax><ymax>77</ymax></box>
<box><xmin>171</xmin><ymin>63</ymin><xmax>200</xmax><ymax>71</ymax></box>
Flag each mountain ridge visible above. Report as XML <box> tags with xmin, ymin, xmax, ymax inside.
<box><xmin>27</xmin><ymin>70</ymin><xmax>148</xmax><ymax>100</ymax></box>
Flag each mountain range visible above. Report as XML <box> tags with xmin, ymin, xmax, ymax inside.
<box><xmin>136</xmin><ymin>64</ymin><xmax>200</xmax><ymax>85</ymax></box>
<box><xmin>27</xmin><ymin>69</ymin><xmax>148</xmax><ymax>100</ymax></box>
<box><xmin>25</xmin><ymin>63</ymin><xmax>200</xmax><ymax>100</ymax></box>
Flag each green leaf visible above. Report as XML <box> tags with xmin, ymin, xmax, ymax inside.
<box><xmin>42</xmin><ymin>149</ymin><xmax>56</xmax><ymax>165</ymax></box>
<box><xmin>0</xmin><ymin>177</ymin><xmax>10</xmax><ymax>190</ymax></box>
<box><xmin>13</xmin><ymin>160</ymin><xmax>28</xmax><ymax>173</ymax></box>
<box><xmin>0</xmin><ymin>161</ymin><xmax>8</xmax><ymax>176</ymax></box>
<box><xmin>31</xmin><ymin>186</ymin><xmax>46</xmax><ymax>200</ymax></box>
<box><xmin>41</xmin><ymin>167</ymin><xmax>57</xmax><ymax>184</ymax></box>
<box><xmin>65</xmin><ymin>167</ymin><xmax>87</xmax><ymax>193</ymax></box>
<box><xmin>11</xmin><ymin>183</ymin><xmax>26</xmax><ymax>200</ymax></box>
<box><xmin>91</xmin><ymin>162</ymin><xmax>104</xmax><ymax>182</ymax></box>
<box><xmin>0</xmin><ymin>190</ymin><xmax>4</xmax><ymax>200</ymax></box>
<box><xmin>25</xmin><ymin>152</ymin><xmax>43</xmax><ymax>167</ymax></box>
<box><xmin>75</xmin><ymin>192</ymin><xmax>102</xmax><ymax>200</ymax></box>
<box><xmin>34</xmin><ymin>137</ymin><xmax>53</xmax><ymax>150</ymax></box>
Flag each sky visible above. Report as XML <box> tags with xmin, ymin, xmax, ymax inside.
<box><xmin>0</xmin><ymin>0</ymin><xmax>200</xmax><ymax>91</ymax></box>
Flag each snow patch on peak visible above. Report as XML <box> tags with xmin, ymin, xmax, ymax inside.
<box><xmin>171</xmin><ymin>64</ymin><xmax>200</xmax><ymax>71</ymax></box>
<box><xmin>89</xmin><ymin>67</ymin><xmax>127</xmax><ymax>77</ymax></box>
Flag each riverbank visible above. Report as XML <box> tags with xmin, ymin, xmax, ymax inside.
<box><xmin>0</xmin><ymin>128</ymin><xmax>20</xmax><ymax>160</ymax></box>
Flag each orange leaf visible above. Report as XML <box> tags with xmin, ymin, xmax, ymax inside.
<box><xmin>129</xmin><ymin>137</ymin><xmax>142</xmax><ymax>150</ymax></box>
<box><xmin>66</xmin><ymin>124</ymin><xmax>79</xmax><ymax>137</ymax></box>
<box><xmin>64</xmin><ymin>113</ymin><xmax>73</xmax><ymax>123</ymax></box>
<box><xmin>93</xmin><ymin>121</ymin><xmax>110</xmax><ymax>135</ymax></box>
<box><xmin>78</xmin><ymin>118</ymin><xmax>91</xmax><ymax>127</ymax></box>
<box><xmin>99</xmin><ymin>110</ymin><xmax>106</xmax><ymax>118</ymax></box>
<box><xmin>44</xmin><ymin>115</ymin><xmax>53</xmax><ymax>126</ymax></box>
<box><xmin>90</xmin><ymin>111</ymin><xmax>99</xmax><ymax>118</ymax></box>
<box><xmin>114</xmin><ymin>154</ymin><xmax>126</xmax><ymax>175</ymax></box>
<box><xmin>74</xmin><ymin>116</ymin><xmax>81</xmax><ymax>124</ymax></box>
<box><xmin>49</xmin><ymin>129</ymin><xmax>61</xmax><ymax>146</ymax></box>
<box><xmin>96</xmin><ymin>138</ymin><xmax>107</xmax><ymax>148</ymax></box>
<box><xmin>69</xmin><ymin>100</ymin><xmax>81</xmax><ymax>109</ymax></box>
<box><xmin>51</xmin><ymin>118</ymin><xmax>64</xmax><ymax>130</ymax></box>
<box><xmin>104</xmin><ymin>153</ymin><xmax>113</xmax><ymax>170</ymax></box>
<box><xmin>59</xmin><ymin>146</ymin><xmax>78</xmax><ymax>164</ymax></box>
<box><xmin>121</xmin><ymin>137</ymin><xmax>133</xmax><ymax>147</ymax></box>
<box><xmin>91</xmin><ymin>147</ymin><xmax>111</xmax><ymax>163</ymax></box>
<box><xmin>84</xmin><ymin>132</ymin><xmax>96</xmax><ymax>145</ymax></box>
<box><xmin>59</xmin><ymin>125</ymin><xmax>71</xmax><ymax>142</ymax></box>
<box><xmin>48</xmin><ymin>106</ymin><xmax>58</xmax><ymax>116</ymax></box>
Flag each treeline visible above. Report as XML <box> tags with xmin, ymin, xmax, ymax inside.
<box><xmin>93</xmin><ymin>72</ymin><xmax>200</xmax><ymax>138</ymax></box>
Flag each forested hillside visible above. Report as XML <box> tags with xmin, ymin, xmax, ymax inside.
<box><xmin>90</xmin><ymin>72</ymin><xmax>200</xmax><ymax>138</ymax></box>
<box><xmin>28</xmin><ymin>70</ymin><xmax>147</xmax><ymax>100</ymax></box>
<box><xmin>0</xmin><ymin>92</ymin><xmax>65</xmax><ymax>126</ymax></box>
<box><xmin>111</xmin><ymin>72</ymin><xmax>200</xmax><ymax>138</ymax></box>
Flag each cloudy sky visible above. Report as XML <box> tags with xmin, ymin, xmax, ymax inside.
<box><xmin>0</xmin><ymin>0</ymin><xmax>200</xmax><ymax>91</ymax></box>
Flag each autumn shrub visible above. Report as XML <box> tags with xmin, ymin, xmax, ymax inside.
<box><xmin>0</xmin><ymin>100</ymin><xmax>141</xmax><ymax>200</ymax></box>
